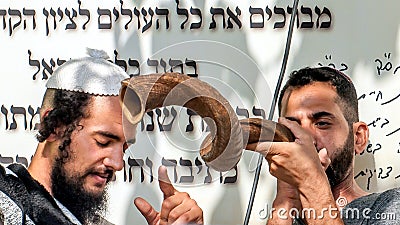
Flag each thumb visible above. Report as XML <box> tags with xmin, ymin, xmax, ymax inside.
<box><xmin>318</xmin><ymin>148</ymin><xmax>331</xmax><ymax>170</ymax></box>
<box><xmin>134</xmin><ymin>197</ymin><xmax>159</xmax><ymax>225</ymax></box>
<box><xmin>245</xmin><ymin>142</ymin><xmax>273</xmax><ymax>156</ymax></box>
<box><xmin>158</xmin><ymin>166</ymin><xmax>176</xmax><ymax>199</ymax></box>
<box><xmin>246</xmin><ymin>141</ymin><xmax>292</xmax><ymax>158</ymax></box>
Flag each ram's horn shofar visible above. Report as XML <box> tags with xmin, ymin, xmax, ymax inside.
<box><xmin>120</xmin><ymin>72</ymin><xmax>243</xmax><ymax>171</ymax></box>
<box><xmin>120</xmin><ymin>73</ymin><xmax>294</xmax><ymax>172</ymax></box>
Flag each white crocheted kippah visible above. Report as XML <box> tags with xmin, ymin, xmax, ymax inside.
<box><xmin>46</xmin><ymin>48</ymin><xmax>129</xmax><ymax>96</ymax></box>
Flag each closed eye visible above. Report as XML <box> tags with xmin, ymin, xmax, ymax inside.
<box><xmin>96</xmin><ymin>140</ymin><xmax>111</xmax><ymax>147</ymax></box>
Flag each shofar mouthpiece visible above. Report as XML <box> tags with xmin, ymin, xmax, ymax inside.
<box><xmin>240</xmin><ymin>118</ymin><xmax>295</xmax><ymax>145</ymax></box>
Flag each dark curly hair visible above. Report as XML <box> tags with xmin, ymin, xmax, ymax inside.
<box><xmin>278</xmin><ymin>67</ymin><xmax>359</xmax><ymax>126</ymax></box>
<box><xmin>36</xmin><ymin>89</ymin><xmax>91</xmax><ymax>159</ymax></box>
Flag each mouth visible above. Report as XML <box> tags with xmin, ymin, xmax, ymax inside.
<box><xmin>89</xmin><ymin>170</ymin><xmax>114</xmax><ymax>186</ymax></box>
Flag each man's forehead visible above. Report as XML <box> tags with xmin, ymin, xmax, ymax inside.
<box><xmin>80</xmin><ymin>96</ymin><xmax>123</xmax><ymax>128</ymax></box>
<box><xmin>90</xmin><ymin>95</ymin><xmax>121</xmax><ymax>106</ymax></box>
<box><xmin>286</xmin><ymin>82</ymin><xmax>337</xmax><ymax>99</ymax></box>
<box><xmin>282</xmin><ymin>82</ymin><xmax>339</xmax><ymax>114</ymax></box>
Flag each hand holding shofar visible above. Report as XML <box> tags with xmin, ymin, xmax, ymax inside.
<box><xmin>120</xmin><ymin>73</ymin><xmax>294</xmax><ymax>172</ymax></box>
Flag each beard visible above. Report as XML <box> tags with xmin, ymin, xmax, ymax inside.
<box><xmin>326</xmin><ymin>131</ymin><xmax>354</xmax><ymax>187</ymax></box>
<box><xmin>51</xmin><ymin>157</ymin><xmax>110</xmax><ymax>224</ymax></box>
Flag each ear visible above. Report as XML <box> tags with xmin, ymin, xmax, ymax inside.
<box><xmin>40</xmin><ymin>108</ymin><xmax>52</xmax><ymax>121</ymax></box>
<box><xmin>40</xmin><ymin>108</ymin><xmax>59</xmax><ymax>142</ymax></box>
<box><xmin>353</xmin><ymin>121</ymin><xmax>369</xmax><ymax>155</ymax></box>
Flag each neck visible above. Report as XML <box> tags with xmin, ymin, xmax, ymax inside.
<box><xmin>28</xmin><ymin>141</ymin><xmax>56</xmax><ymax>195</ymax></box>
<box><xmin>331</xmin><ymin>171</ymin><xmax>369</xmax><ymax>208</ymax></box>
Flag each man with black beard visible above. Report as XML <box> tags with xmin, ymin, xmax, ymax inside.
<box><xmin>50</xmin><ymin>155</ymin><xmax>109</xmax><ymax>223</ymax></box>
<box><xmin>247</xmin><ymin>67</ymin><xmax>400</xmax><ymax>224</ymax></box>
<box><xmin>0</xmin><ymin>49</ymin><xmax>203</xmax><ymax>225</ymax></box>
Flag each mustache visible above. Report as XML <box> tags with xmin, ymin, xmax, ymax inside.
<box><xmin>86</xmin><ymin>167</ymin><xmax>114</xmax><ymax>182</ymax></box>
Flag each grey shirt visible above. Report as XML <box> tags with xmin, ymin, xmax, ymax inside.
<box><xmin>342</xmin><ymin>187</ymin><xmax>400</xmax><ymax>224</ymax></box>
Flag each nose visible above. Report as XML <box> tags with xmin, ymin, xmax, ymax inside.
<box><xmin>300</xmin><ymin>121</ymin><xmax>312</xmax><ymax>131</ymax></box>
<box><xmin>298</xmin><ymin>121</ymin><xmax>318</xmax><ymax>145</ymax></box>
<box><xmin>103</xmin><ymin>147</ymin><xmax>124</xmax><ymax>171</ymax></box>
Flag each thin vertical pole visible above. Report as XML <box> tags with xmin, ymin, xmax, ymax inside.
<box><xmin>243</xmin><ymin>0</ymin><xmax>300</xmax><ymax>224</ymax></box>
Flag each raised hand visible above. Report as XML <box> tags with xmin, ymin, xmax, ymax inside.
<box><xmin>134</xmin><ymin>166</ymin><xmax>203</xmax><ymax>225</ymax></box>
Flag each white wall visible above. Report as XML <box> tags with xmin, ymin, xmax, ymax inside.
<box><xmin>0</xmin><ymin>0</ymin><xmax>399</xmax><ymax>224</ymax></box>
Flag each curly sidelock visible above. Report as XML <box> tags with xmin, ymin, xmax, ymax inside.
<box><xmin>120</xmin><ymin>73</ymin><xmax>294</xmax><ymax>172</ymax></box>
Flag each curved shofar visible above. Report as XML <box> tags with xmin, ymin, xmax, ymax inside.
<box><xmin>120</xmin><ymin>73</ymin><xmax>294</xmax><ymax>172</ymax></box>
<box><xmin>120</xmin><ymin>72</ymin><xmax>243</xmax><ymax>172</ymax></box>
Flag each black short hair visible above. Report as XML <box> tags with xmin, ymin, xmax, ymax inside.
<box><xmin>278</xmin><ymin>67</ymin><xmax>359</xmax><ymax>125</ymax></box>
<box><xmin>36</xmin><ymin>89</ymin><xmax>91</xmax><ymax>159</ymax></box>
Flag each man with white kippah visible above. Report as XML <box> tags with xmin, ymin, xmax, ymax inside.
<box><xmin>0</xmin><ymin>49</ymin><xmax>203</xmax><ymax>225</ymax></box>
